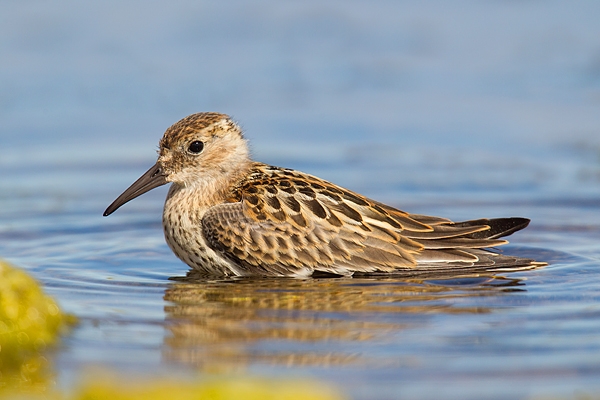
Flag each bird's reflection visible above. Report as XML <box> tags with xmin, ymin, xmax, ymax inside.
<box><xmin>163</xmin><ymin>271</ymin><xmax>525</xmax><ymax>371</ymax></box>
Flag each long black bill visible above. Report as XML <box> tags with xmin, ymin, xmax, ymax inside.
<box><xmin>103</xmin><ymin>163</ymin><xmax>168</xmax><ymax>216</ymax></box>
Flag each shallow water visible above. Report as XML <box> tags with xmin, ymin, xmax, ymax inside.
<box><xmin>2</xmin><ymin>1</ymin><xmax>600</xmax><ymax>399</ymax></box>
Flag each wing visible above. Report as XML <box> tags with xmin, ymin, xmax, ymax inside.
<box><xmin>201</xmin><ymin>164</ymin><xmax>539</xmax><ymax>276</ymax></box>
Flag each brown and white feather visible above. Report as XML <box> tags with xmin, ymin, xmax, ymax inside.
<box><xmin>198</xmin><ymin>163</ymin><xmax>537</xmax><ymax>276</ymax></box>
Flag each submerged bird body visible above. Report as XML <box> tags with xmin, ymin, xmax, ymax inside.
<box><xmin>104</xmin><ymin>113</ymin><xmax>542</xmax><ymax>277</ymax></box>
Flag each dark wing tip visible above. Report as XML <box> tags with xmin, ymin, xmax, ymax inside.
<box><xmin>488</xmin><ymin>217</ymin><xmax>530</xmax><ymax>239</ymax></box>
<box><xmin>457</xmin><ymin>217</ymin><xmax>531</xmax><ymax>240</ymax></box>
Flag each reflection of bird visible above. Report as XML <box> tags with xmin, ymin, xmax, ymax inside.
<box><xmin>162</xmin><ymin>275</ymin><xmax>523</xmax><ymax>370</ymax></box>
<box><xmin>104</xmin><ymin>112</ymin><xmax>544</xmax><ymax>277</ymax></box>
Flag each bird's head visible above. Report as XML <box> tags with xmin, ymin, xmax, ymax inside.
<box><xmin>104</xmin><ymin>112</ymin><xmax>249</xmax><ymax>216</ymax></box>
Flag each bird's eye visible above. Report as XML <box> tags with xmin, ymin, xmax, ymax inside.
<box><xmin>188</xmin><ymin>141</ymin><xmax>204</xmax><ymax>154</ymax></box>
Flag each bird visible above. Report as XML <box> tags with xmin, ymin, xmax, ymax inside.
<box><xmin>104</xmin><ymin>112</ymin><xmax>544</xmax><ymax>277</ymax></box>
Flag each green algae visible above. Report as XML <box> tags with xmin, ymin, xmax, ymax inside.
<box><xmin>0</xmin><ymin>373</ymin><xmax>344</xmax><ymax>400</ymax></box>
<box><xmin>74</xmin><ymin>374</ymin><xmax>344</xmax><ymax>400</ymax></box>
<box><xmin>0</xmin><ymin>259</ymin><xmax>75</xmax><ymax>392</ymax></box>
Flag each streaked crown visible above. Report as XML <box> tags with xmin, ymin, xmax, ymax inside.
<box><xmin>157</xmin><ymin>112</ymin><xmax>250</xmax><ymax>186</ymax></box>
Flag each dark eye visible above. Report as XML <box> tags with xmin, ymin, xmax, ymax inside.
<box><xmin>188</xmin><ymin>141</ymin><xmax>204</xmax><ymax>154</ymax></box>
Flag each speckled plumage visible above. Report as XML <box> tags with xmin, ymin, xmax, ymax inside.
<box><xmin>104</xmin><ymin>112</ymin><xmax>544</xmax><ymax>277</ymax></box>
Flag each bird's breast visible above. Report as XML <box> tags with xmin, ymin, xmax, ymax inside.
<box><xmin>162</xmin><ymin>187</ymin><xmax>239</xmax><ymax>276</ymax></box>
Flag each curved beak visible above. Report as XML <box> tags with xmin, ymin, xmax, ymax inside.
<box><xmin>103</xmin><ymin>163</ymin><xmax>168</xmax><ymax>216</ymax></box>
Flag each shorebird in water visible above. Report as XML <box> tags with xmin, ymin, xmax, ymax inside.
<box><xmin>104</xmin><ymin>112</ymin><xmax>543</xmax><ymax>277</ymax></box>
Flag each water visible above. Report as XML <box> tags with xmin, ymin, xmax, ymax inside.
<box><xmin>1</xmin><ymin>1</ymin><xmax>600</xmax><ymax>399</ymax></box>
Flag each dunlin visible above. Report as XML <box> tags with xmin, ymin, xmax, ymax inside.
<box><xmin>104</xmin><ymin>112</ymin><xmax>543</xmax><ymax>277</ymax></box>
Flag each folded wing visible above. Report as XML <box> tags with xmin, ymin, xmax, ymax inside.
<box><xmin>201</xmin><ymin>164</ymin><xmax>541</xmax><ymax>276</ymax></box>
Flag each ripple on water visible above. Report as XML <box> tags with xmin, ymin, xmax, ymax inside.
<box><xmin>0</xmin><ymin>155</ymin><xmax>599</xmax><ymax>399</ymax></box>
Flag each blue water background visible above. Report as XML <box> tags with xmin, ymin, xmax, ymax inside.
<box><xmin>1</xmin><ymin>1</ymin><xmax>600</xmax><ymax>399</ymax></box>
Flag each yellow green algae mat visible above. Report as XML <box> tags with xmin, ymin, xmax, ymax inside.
<box><xmin>0</xmin><ymin>259</ymin><xmax>74</xmax><ymax>391</ymax></box>
<box><xmin>0</xmin><ymin>259</ymin><xmax>343</xmax><ymax>399</ymax></box>
<box><xmin>73</xmin><ymin>375</ymin><xmax>343</xmax><ymax>400</ymax></box>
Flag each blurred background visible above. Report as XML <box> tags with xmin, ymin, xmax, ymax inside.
<box><xmin>1</xmin><ymin>1</ymin><xmax>600</xmax><ymax>399</ymax></box>
<box><xmin>2</xmin><ymin>0</ymin><xmax>600</xmax><ymax>202</ymax></box>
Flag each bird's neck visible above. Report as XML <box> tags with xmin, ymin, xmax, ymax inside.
<box><xmin>165</xmin><ymin>160</ymin><xmax>253</xmax><ymax>215</ymax></box>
